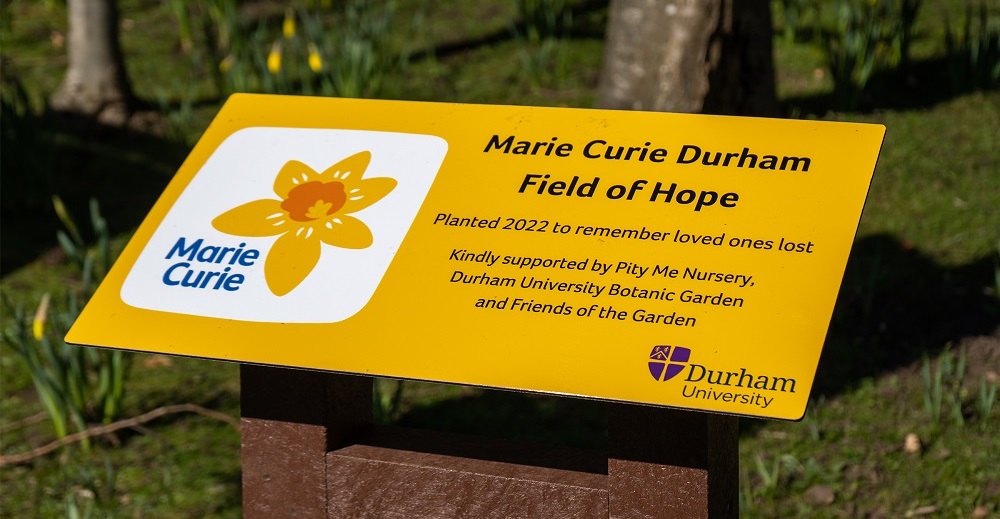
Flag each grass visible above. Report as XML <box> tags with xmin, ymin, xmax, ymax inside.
<box><xmin>740</xmin><ymin>367</ymin><xmax>999</xmax><ymax>518</ymax></box>
<box><xmin>1</xmin><ymin>355</ymin><xmax>242</xmax><ymax>518</ymax></box>
<box><xmin>1</xmin><ymin>0</ymin><xmax>998</xmax><ymax>517</ymax></box>
<box><xmin>856</xmin><ymin>93</ymin><xmax>999</xmax><ymax>264</ymax></box>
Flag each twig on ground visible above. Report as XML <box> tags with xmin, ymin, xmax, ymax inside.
<box><xmin>0</xmin><ymin>404</ymin><xmax>239</xmax><ymax>466</ymax></box>
<box><xmin>0</xmin><ymin>411</ymin><xmax>49</xmax><ymax>434</ymax></box>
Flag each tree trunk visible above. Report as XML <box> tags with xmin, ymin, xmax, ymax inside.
<box><xmin>50</xmin><ymin>0</ymin><xmax>134</xmax><ymax>125</ymax></box>
<box><xmin>595</xmin><ymin>0</ymin><xmax>779</xmax><ymax>117</ymax></box>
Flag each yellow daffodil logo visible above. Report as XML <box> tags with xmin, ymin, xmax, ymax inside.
<box><xmin>212</xmin><ymin>151</ymin><xmax>396</xmax><ymax>296</ymax></box>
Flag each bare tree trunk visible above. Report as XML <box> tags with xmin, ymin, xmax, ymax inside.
<box><xmin>50</xmin><ymin>0</ymin><xmax>134</xmax><ymax>125</ymax></box>
<box><xmin>596</xmin><ymin>0</ymin><xmax>779</xmax><ymax>117</ymax></box>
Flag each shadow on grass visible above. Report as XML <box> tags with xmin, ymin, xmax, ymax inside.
<box><xmin>784</xmin><ymin>52</ymin><xmax>999</xmax><ymax>115</ymax></box>
<box><xmin>0</xmin><ymin>108</ymin><xmax>188</xmax><ymax>275</ymax></box>
<box><xmin>397</xmin><ymin>234</ymin><xmax>999</xmax><ymax>450</ymax></box>
<box><xmin>407</xmin><ymin>0</ymin><xmax>608</xmax><ymax>62</ymax></box>
<box><xmin>816</xmin><ymin>233</ymin><xmax>999</xmax><ymax>396</ymax></box>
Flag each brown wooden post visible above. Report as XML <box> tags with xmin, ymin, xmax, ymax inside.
<box><xmin>609</xmin><ymin>404</ymin><xmax>739</xmax><ymax>519</ymax></box>
<box><xmin>325</xmin><ymin>425</ymin><xmax>609</xmax><ymax>518</ymax></box>
<box><xmin>241</xmin><ymin>368</ymin><xmax>739</xmax><ymax>518</ymax></box>
<box><xmin>241</xmin><ymin>365</ymin><xmax>371</xmax><ymax>519</ymax></box>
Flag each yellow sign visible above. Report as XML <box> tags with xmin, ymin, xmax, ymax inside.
<box><xmin>67</xmin><ymin>94</ymin><xmax>884</xmax><ymax>420</ymax></box>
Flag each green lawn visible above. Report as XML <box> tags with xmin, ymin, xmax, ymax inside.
<box><xmin>1</xmin><ymin>0</ymin><xmax>997</xmax><ymax>517</ymax></box>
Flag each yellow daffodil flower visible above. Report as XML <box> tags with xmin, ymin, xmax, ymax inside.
<box><xmin>212</xmin><ymin>151</ymin><xmax>396</xmax><ymax>296</ymax></box>
<box><xmin>267</xmin><ymin>42</ymin><xmax>282</xmax><ymax>74</ymax></box>
<box><xmin>308</xmin><ymin>43</ymin><xmax>323</xmax><ymax>73</ymax></box>
<box><xmin>282</xmin><ymin>9</ymin><xmax>296</xmax><ymax>39</ymax></box>
<box><xmin>33</xmin><ymin>293</ymin><xmax>51</xmax><ymax>341</ymax></box>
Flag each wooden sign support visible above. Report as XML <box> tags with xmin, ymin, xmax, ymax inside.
<box><xmin>241</xmin><ymin>365</ymin><xmax>738</xmax><ymax>518</ymax></box>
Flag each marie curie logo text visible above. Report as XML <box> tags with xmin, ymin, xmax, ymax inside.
<box><xmin>159</xmin><ymin>237</ymin><xmax>260</xmax><ymax>292</ymax></box>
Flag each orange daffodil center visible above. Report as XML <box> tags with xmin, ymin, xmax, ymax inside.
<box><xmin>211</xmin><ymin>151</ymin><xmax>396</xmax><ymax>296</ymax></box>
<box><xmin>281</xmin><ymin>180</ymin><xmax>347</xmax><ymax>222</ymax></box>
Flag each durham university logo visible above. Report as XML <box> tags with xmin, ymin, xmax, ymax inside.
<box><xmin>648</xmin><ymin>345</ymin><xmax>691</xmax><ymax>381</ymax></box>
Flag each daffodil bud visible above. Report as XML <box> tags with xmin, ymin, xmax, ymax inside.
<box><xmin>282</xmin><ymin>9</ymin><xmax>296</xmax><ymax>39</ymax></box>
<box><xmin>267</xmin><ymin>42</ymin><xmax>282</xmax><ymax>75</ymax></box>
<box><xmin>32</xmin><ymin>293</ymin><xmax>51</xmax><ymax>341</ymax></box>
<box><xmin>219</xmin><ymin>54</ymin><xmax>234</xmax><ymax>73</ymax></box>
<box><xmin>308</xmin><ymin>44</ymin><xmax>323</xmax><ymax>73</ymax></box>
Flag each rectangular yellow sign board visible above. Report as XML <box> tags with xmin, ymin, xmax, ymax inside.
<box><xmin>67</xmin><ymin>94</ymin><xmax>884</xmax><ymax>420</ymax></box>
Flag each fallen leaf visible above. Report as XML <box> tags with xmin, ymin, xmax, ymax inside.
<box><xmin>143</xmin><ymin>354</ymin><xmax>173</xmax><ymax>368</ymax></box>
<box><xmin>905</xmin><ymin>505</ymin><xmax>939</xmax><ymax>517</ymax></box>
<box><xmin>804</xmin><ymin>484</ymin><xmax>835</xmax><ymax>506</ymax></box>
